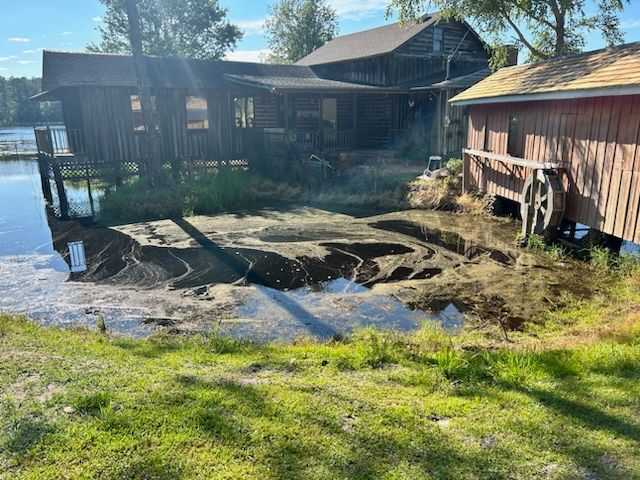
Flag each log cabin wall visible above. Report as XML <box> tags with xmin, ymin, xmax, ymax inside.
<box><xmin>465</xmin><ymin>95</ymin><xmax>640</xmax><ymax>243</ymax></box>
<box><xmin>69</xmin><ymin>86</ymin><xmax>245</xmax><ymax>165</ymax></box>
<box><xmin>311</xmin><ymin>21</ymin><xmax>488</xmax><ymax>87</ymax></box>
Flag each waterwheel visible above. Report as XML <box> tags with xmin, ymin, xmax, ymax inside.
<box><xmin>520</xmin><ymin>169</ymin><xmax>565</xmax><ymax>236</ymax></box>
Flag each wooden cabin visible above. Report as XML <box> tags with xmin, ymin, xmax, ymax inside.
<box><xmin>32</xmin><ymin>13</ymin><xmax>490</xmax><ymax>177</ymax></box>
<box><xmin>451</xmin><ymin>42</ymin><xmax>640</xmax><ymax>243</ymax></box>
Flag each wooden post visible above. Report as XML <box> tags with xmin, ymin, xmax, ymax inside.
<box><xmin>52</xmin><ymin>159</ymin><xmax>69</xmax><ymax>219</ymax></box>
<box><xmin>37</xmin><ymin>154</ymin><xmax>53</xmax><ymax>204</ymax></box>
<box><xmin>125</xmin><ymin>0</ymin><xmax>161</xmax><ymax>185</ymax></box>
<box><xmin>353</xmin><ymin>94</ymin><xmax>358</xmax><ymax>150</ymax></box>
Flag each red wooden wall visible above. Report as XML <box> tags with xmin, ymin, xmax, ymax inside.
<box><xmin>465</xmin><ymin>95</ymin><xmax>640</xmax><ymax>243</ymax></box>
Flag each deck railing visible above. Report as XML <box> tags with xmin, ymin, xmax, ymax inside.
<box><xmin>262</xmin><ymin>128</ymin><xmax>356</xmax><ymax>154</ymax></box>
<box><xmin>34</xmin><ymin>126</ymin><xmax>86</xmax><ymax>157</ymax></box>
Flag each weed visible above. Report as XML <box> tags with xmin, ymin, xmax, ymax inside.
<box><xmin>434</xmin><ymin>340</ymin><xmax>468</xmax><ymax>379</ymax></box>
<box><xmin>353</xmin><ymin>328</ymin><xmax>396</xmax><ymax>368</ymax></box>
<box><xmin>96</xmin><ymin>314</ymin><xmax>106</xmax><ymax>334</ymax></box>
<box><xmin>445</xmin><ymin>158</ymin><xmax>463</xmax><ymax>177</ymax></box>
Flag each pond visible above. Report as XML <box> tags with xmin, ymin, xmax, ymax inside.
<box><xmin>0</xmin><ymin>159</ymin><xmax>590</xmax><ymax>341</ymax></box>
<box><xmin>0</xmin><ymin>126</ymin><xmax>38</xmax><ymax>157</ymax></box>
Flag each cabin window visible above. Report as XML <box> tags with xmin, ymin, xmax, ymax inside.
<box><xmin>234</xmin><ymin>97</ymin><xmax>255</xmax><ymax>128</ymax></box>
<box><xmin>186</xmin><ymin>95</ymin><xmax>209</xmax><ymax>130</ymax></box>
<box><xmin>130</xmin><ymin>95</ymin><xmax>157</xmax><ymax>132</ymax></box>
<box><xmin>507</xmin><ymin>114</ymin><xmax>525</xmax><ymax>157</ymax></box>
<box><xmin>433</xmin><ymin>28</ymin><xmax>443</xmax><ymax>53</ymax></box>
<box><xmin>322</xmin><ymin>97</ymin><xmax>337</xmax><ymax>129</ymax></box>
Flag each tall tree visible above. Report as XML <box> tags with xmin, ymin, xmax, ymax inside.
<box><xmin>88</xmin><ymin>0</ymin><xmax>242</xmax><ymax>59</ymax></box>
<box><xmin>265</xmin><ymin>0</ymin><xmax>339</xmax><ymax>63</ymax></box>
<box><xmin>386</xmin><ymin>0</ymin><xmax>630</xmax><ymax>65</ymax></box>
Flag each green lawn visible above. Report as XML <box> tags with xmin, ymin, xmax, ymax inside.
<box><xmin>1</xmin><ymin>308</ymin><xmax>639</xmax><ymax>479</ymax></box>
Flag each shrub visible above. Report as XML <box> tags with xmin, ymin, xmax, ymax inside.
<box><xmin>98</xmin><ymin>170</ymin><xmax>300</xmax><ymax>224</ymax></box>
<box><xmin>446</xmin><ymin>158</ymin><xmax>463</xmax><ymax>177</ymax></box>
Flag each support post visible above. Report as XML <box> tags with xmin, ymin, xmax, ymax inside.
<box><xmin>37</xmin><ymin>153</ymin><xmax>53</xmax><ymax>203</ymax></box>
<box><xmin>52</xmin><ymin>159</ymin><xmax>69</xmax><ymax>219</ymax></box>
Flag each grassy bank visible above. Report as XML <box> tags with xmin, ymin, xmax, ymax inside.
<box><xmin>98</xmin><ymin>170</ymin><xmax>301</xmax><ymax>224</ymax></box>
<box><xmin>2</xmin><ymin>282</ymin><xmax>639</xmax><ymax>480</ymax></box>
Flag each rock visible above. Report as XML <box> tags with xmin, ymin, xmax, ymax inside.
<box><xmin>62</xmin><ymin>405</ymin><xmax>75</xmax><ymax>414</ymax></box>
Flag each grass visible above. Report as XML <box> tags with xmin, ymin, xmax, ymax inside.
<box><xmin>98</xmin><ymin>170</ymin><xmax>301</xmax><ymax>224</ymax></box>
<box><xmin>1</xmin><ymin>308</ymin><xmax>639</xmax><ymax>479</ymax></box>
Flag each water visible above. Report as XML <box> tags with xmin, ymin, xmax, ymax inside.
<box><xmin>0</xmin><ymin>159</ymin><xmax>547</xmax><ymax>340</ymax></box>
<box><xmin>0</xmin><ymin>126</ymin><xmax>37</xmax><ymax>156</ymax></box>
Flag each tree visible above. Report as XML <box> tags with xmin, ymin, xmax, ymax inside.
<box><xmin>386</xmin><ymin>0</ymin><xmax>630</xmax><ymax>65</ymax></box>
<box><xmin>265</xmin><ymin>0</ymin><xmax>339</xmax><ymax>64</ymax></box>
<box><xmin>88</xmin><ymin>0</ymin><xmax>242</xmax><ymax>59</ymax></box>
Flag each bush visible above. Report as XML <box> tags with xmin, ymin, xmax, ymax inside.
<box><xmin>446</xmin><ymin>158</ymin><xmax>463</xmax><ymax>177</ymax></box>
<box><xmin>588</xmin><ymin>246</ymin><xmax>640</xmax><ymax>277</ymax></box>
<box><xmin>98</xmin><ymin>170</ymin><xmax>301</xmax><ymax>224</ymax></box>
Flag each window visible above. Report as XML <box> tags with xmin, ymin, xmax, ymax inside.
<box><xmin>507</xmin><ymin>114</ymin><xmax>525</xmax><ymax>157</ymax></box>
<box><xmin>322</xmin><ymin>97</ymin><xmax>337</xmax><ymax>129</ymax></box>
<box><xmin>234</xmin><ymin>97</ymin><xmax>255</xmax><ymax>128</ymax></box>
<box><xmin>130</xmin><ymin>95</ymin><xmax>157</xmax><ymax>132</ymax></box>
<box><xmin>433</xmin><ymin>28</ymin><xmax>443</xmax><ymax>53</ymax></box>
<box><xmin>186</xmin><ymin>96</ymin><xmax>209</xmax><ymax>130</ymax></box>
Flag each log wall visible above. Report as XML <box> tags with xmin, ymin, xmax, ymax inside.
<box><xmin>464</xmin><ymin>95</ymin><xmax>640</xmax><ymax>242</ymax></box>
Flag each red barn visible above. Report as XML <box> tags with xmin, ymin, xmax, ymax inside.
<box><xmin>450</xmin><ymin>42</ymin><xmax>640</xmax><ymax>243</ymax></box>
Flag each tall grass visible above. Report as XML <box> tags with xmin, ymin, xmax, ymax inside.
<box><xmin>98</xmin><ymin>170</ymin><xmax>301</xmax><ymax>224</ymax></box>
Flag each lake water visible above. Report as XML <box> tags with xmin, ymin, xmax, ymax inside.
<box><xmin>0</xmin><ymin>126</ymin><xmax>38</xmax><ymax>156</ymax></box>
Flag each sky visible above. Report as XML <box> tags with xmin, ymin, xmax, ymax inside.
<box><xmin>2</xmin><ymin>0</ymin><xmax>640</xmax><ymax>78</ymax></box>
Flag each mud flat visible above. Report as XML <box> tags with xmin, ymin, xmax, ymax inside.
<box><xmin>9</xmin><ymin>206</ymin><xmax>587</xmax><ymax>341</ymax></box>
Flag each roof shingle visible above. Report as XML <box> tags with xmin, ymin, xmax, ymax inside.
<box><xmin>450</xmin><ymin>42</ymin><xmax>640</xmax><ymax>105</ymax></box>
<box><xmin>295</xmin><ymin>15</ymin><xmax>438</xmax><ymax>66</ymax></box>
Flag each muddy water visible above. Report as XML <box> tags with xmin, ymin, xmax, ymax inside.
<box><xmin>0</xmin><ymin>160</ymin><xmax>592</xmax><ymax>341</ymax></box>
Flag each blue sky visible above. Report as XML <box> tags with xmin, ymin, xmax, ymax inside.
<box><xmin>2</xmin><ymin>0</ymin><xmax>640</xmax><ymax>78</ymax></box>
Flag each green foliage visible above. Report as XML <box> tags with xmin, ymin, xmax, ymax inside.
<box><xmin>0</xmin><ymin>77</ymin><xmax>62</xmax><ymax>126</ymax></box>
<box><xmin>434</xmin><ymin>340</ymin><xmax>468</xmax><ymax>379</ymax></box>
<box><xmin>96</xmin><ymin>315</ymin><xmax>107</xmax><ymax>334</ymax></box>
<box><xmin>98</xmin><ymin>170</ymin><xmax>301</xmax><ymax>224</ymax></box>
<box><xmin>386</xmin><ymin>0</ymin><xmax>630</xmax><ymax>63</ymax></box>
<box><xmin>588</xmin><ymin>246</ymin><xmax>640</xmax><ymax>278</ymax></box>
<box><xmin>522</xmin><ymin>233</ymin><xmax>566</xmax><ymax>261</ymax></box>
<box><xmin>445</xmin><ymin>158</ymin><xmax>462</xmax><ymax>177</ymax></box>
<box><xmin>352</xmin><ymin>328</ymin><xmax>397</xmax><ymax>368</ymax></box>
<box><xmin>265</xmin><ymin>0</ymin><xmax>339</xmax><ymax>63</ymax></box>
<box><xmin>88</xmin><ymin>0</ymin><xmax>242</xmax><ymax>59</ymax></box>
<box><xmin>395</xmin><ymin>139</ymin><xmax>430</xmax><ymax>164</ymax></box>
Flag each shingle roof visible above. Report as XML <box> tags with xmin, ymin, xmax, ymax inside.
<box><xmin>450</xmin><ymin>42</ymin><xmax>640</xmax><ymax>105</ymax></box>
<box><xmin>36</xmin><ymin>50</ymin><xmax>392</xmax><ymax>97</ymax></box>
<box><xmin>429</xmin><ymin>68</ymin><xmax>491</xmax><ymax>91</ymax></box>
<box><xmin>295</xmin><ymin>15</ymin><xmax>438</xmax><ymax>66</ymax></box>
<box><xmin>41</xmin><ymin>50</ymin><xmax>229</xmax><ymax>91</ymax></box>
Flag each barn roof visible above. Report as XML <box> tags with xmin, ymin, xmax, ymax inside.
<box><xmin>450</xmin><ymin>42</ymin><xmax>640</xmax><ymax>105</ymax></box>
<box><xmin>295</xmin><ymin>14</ymin><xmax>439</xmax><ymax>66</ymax></box>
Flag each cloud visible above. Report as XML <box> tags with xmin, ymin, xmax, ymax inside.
<box><xmin>327</xmin><ymin>0</ymin><xmax>388</xmax><ymax>21</ymax></box>
<box><xmin>91</xmin><ymin>16</ymin><xmax>103</xmax><ymax>22</ymax></box>
<box><xmin>61</xmin><ymin>31</ymin><xmax>73</xmax><ymax>36</ymax></box>
<box><xmin>22</xmin><ymin>48</ymin><xmax>44</xmax><ymax>54</ymax></box>
<box><xmin>17</xmin><ymin>60</ymin><xmax>37</xmax><ymax>65</ymax></box>
<box><xmin>235</xmin><ymin>18</ymin><xmax>266</xmax><ymax>36</ymax></box>
<box><xmin>225</xmin><ymin>49</ymin><xmax>271</xmax><ymax>63</ymax></box>
<box><xmin>0</xmin><ymin>56</ymin><xmax>17</xmax><ymax>62</ymax></box>
<box><xmin>8</xmin><ymin>37</ymin><xmax>30</xmax><ymax>43</ymax></box>
<box><xmin>0</xmin><ymin>67</ymin><xmax>7</xmax><ymax>71</ymax></box>
<box><xmin>621</xmin><ymin>19</ymin><xmax>640</xmax><ymax>29</ymax></box>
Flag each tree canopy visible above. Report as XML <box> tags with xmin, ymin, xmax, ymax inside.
<box><xmin>265</xmin><ymin>0</ymin><xmax>339</xmax><ymax>64</ymax></box>
<box><xmin>87</xmin><ymin>0</ymin><xmax>242</xmax><ymax>59</ymax></box>
<box><xmin>386</xmin><ymin>0</ymin><xmax>630</xmax><ymax>65</ymax></box>
<box><xmin>0</xmin><ymin>77</ymin><xmax>62</xmax><ymax>126</ymax></box>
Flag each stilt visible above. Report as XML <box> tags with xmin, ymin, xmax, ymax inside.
<box><xmin>51</xmin><ymin>159</ymin><xmax>69</xmax><ymax>219</ymax></box>
<box><xmin>37</xmin><ymin>153</ymin><xmax>53</xmax><ymax>204</ymax></box>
